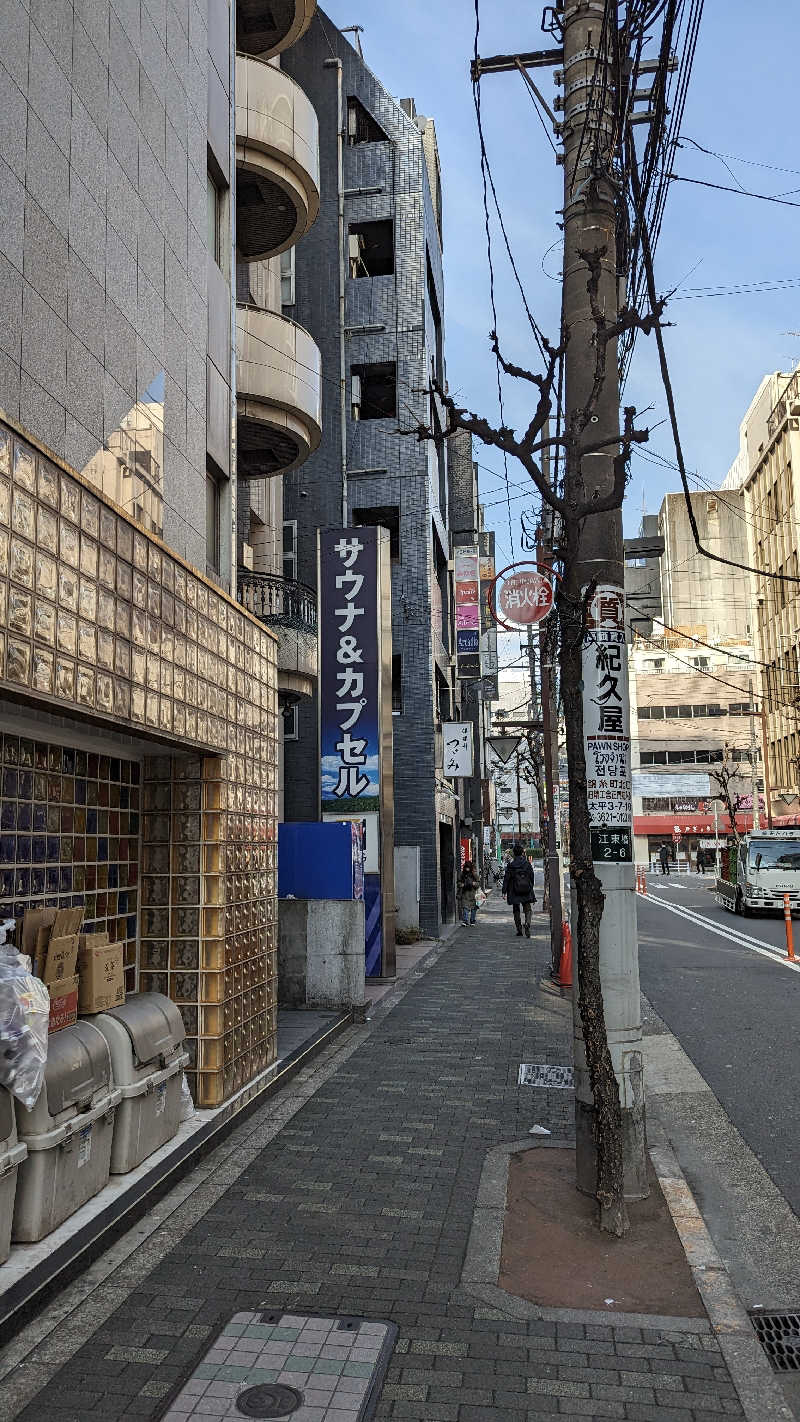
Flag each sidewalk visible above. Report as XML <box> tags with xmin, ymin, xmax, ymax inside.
<box><xmin>0</xmin><ymin>898</ymin><xmax>750</xmax><ymax>1421</ymax></box>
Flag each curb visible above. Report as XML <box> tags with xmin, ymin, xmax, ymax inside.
<box><xmin>648</xmin><ymin>1117</ymin><xmax>794</xmax><ymax>1422</ymax></box>
<box><xmin>461</xmin><ymin>1134</ymin><xmax>793</xmax><ymax>1421</ymax></box>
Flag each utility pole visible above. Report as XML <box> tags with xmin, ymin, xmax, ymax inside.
<box><xmin>748</xmin><ymin>677</ymin><xmax>760</xmax><ymax>830</ymax></box>
<box><xmin>561</xmin><ymin>4</ymin><xmax>647</xmax><ymax>1200</ymax></box>
<box><xmin>529</xmin><ymin>615</ymin><xmax>563</xmax><ymax>975</ymax></box>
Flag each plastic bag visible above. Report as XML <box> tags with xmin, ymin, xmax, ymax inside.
<box><xmin>0</xmin><ymin>941</ymin><xmax>49</xmax><ymax>1109</ymax></box>
<box><xmin>179</xmin><ymin>1072</ymin><xmax>196</xmax><ymax>1122</ymax></box>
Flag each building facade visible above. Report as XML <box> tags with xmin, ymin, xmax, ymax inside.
<box><xmin>0</xmin><ymin>0</ymin><xmax>322</xmax><ymax>1106</ymax></box>
<box><xmin>726</xmin><ymin>370</ymin><xmax>800</xmax><ymax>821</ymax></box>
<box><xmin>280</xmin><ymin>16</ymin><xmax>457</xmax><ymax>936</ymax></box>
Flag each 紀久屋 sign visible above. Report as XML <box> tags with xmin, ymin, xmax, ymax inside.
<box><xmin>582</xmin><ymin>584</ymin><xmax>633</xmax><ymax>862</ymax></box>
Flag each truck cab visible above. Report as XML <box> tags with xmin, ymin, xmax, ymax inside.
<box><xmin>716</xmin><ymin>829</ymin><xmax>800</xmax><ymax>915</ymax></box>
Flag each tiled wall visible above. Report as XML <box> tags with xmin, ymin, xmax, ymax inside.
<box><xmin>0</xmin><ymin>416</ymin><xmax>279</xmax><ymax>1107</ymax></box>
<box><xmin>0</xmin><ymin>735</ymin><xmax>140</xmax><ymax>979</ymax></box>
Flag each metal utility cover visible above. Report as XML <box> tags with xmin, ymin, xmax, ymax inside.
<box><xmin>159</xmin><ymin>1312</ymin><xmax>397</xmax><ymax>1421</ymax></box>
<box><xmin>518</xmin><ymin>1064</ymin><xmax>575</xmax><ymax>1088</ymax></box>
<box><xmin>750</xmin><ymin>1312</ymin><xmax>800</xmax><ymax>1371</ymax></box>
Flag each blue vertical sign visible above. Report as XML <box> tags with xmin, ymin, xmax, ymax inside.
<box><xmin>320</xmin><ymin>528</ymin><xmax>380</xmax><ymax>814</ymax></box>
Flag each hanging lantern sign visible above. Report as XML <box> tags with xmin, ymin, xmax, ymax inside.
<box><xmin>488</xmin><ymin>562</ymin><xmax>556</xmax><ymax>632</ymax></box>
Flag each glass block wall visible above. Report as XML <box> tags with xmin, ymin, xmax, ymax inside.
<box><xmin>0</xmin><ymin>416</ymin><xmax>279</xmax><ymax>1107</ymax></box>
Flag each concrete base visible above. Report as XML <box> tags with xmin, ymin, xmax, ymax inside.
<box><xmin>278</xmin><ymin>898</ymin><xmax>366</xmax><ymax>1010</ymax></box>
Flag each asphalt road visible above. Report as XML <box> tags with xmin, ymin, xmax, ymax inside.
<box><xmin>637</xmin><ymin>870</ymin><xmax>800</xmax><ymax>1218</ymax></box>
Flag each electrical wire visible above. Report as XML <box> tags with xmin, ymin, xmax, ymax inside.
<box><xmin>473</xmin><ymin>0</ymin><xmax>515</xmax><ymax>560</ymax></box>
<box><xmin>626</xmin><ymin>123</ymin><xmax>800</xmax><ymax>587</ymax></box>
<box><xmin>666</xmin><ymin>173</ymin><xmax>800</xmax><ymax>209</ymax></box>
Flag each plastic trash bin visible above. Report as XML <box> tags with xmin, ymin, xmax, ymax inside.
<box><xmin>12</xmin><ymin>1021</ymin><xmax>120</xmax><ymax>1242</ymax></box>
<box><xmin>0</xmin><ymin>1086</ymin><xmax>26</xmax><ymax>1263</ymax></box>
<box><xmin>92</xmin><ymin>992</ymin><xmax>189</xmax><ymax>1174</ymax></box>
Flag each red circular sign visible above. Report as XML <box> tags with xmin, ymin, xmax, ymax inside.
<box><xmin>497</xmin><ymin>570</ymin><xmax>554</xmax><ymax>628</ymax></box>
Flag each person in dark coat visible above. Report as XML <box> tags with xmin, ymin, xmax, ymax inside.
<box><xmin>659</xmin><ymin>842</ymin><xmax>671</xmax><ymax>875</ymax></box>
<box><xmin>502</xmin><ymin>843</ymin><xmax>537</xmax><ymax>937</ymax></box>
<box><xmin>696</xmin><ymin>846</ymin><xmax>706</xmax><ymax>875</ymax></box>
<box><xmin>460</xmin><ymin>860</ymin><xmax>479</xmax><ymax>926</ymax></box>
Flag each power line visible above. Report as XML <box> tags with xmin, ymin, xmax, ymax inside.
<box><xmin>472</xmin><ymin>0</ymin><xmax>514</xmax><ymax>561</ymax></box>
<box><xmin>626</xmin><ymin>123</ymin><xmax>800</xmax><ymax>588</ymax></box>
<box><xmin>667</xmin><ymin>171</ymin><xmax>800</xmax><ymax>209</ymax></box>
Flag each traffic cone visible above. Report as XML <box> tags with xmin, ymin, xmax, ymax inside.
<box><xmin>558</xmin><ymin>921</ymin><xmax>573</xmax><ymax>988</ymax></box>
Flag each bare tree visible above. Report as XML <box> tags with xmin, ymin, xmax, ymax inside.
<box><xmin>412</xmin><ymin>255</ymin><xmax>661</xmax><ymax>1234</ymax></box>
<box><xmin>708</xmin><ymin>750</ymin><xmax>743</xmax><ymax>844</ymax></box>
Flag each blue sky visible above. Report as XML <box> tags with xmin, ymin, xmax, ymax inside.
<box><xmin>322</xmin><ymin>0</ymin><xmax>800</xmax><ymax>576</ymax></box>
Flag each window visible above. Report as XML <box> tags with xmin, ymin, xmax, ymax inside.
<box><xmin>282</xmin><ymin>520</ymin><xmax>297</xmax><ymax>582</ymax></box>
<box><xmin>347</xmin><ymin>96</ymin><xmax>390</xmax><ymax>145</ymax></box>
<box><xmin>351</xmin><ymin>362</ymin><xmax>396</xmax><ymax>420</ymax></box>
<box><xmin>207</xmin><ymin>169</ymin><xmax>222</xmax><ymax>266</ymax></box>
<box><xmin>392</xmin><ymin>654</ymin><xmax>402</xmax><ymax>715</ymax></box>
<box><xmin>646</xmin><ymin>658</ymin><xmax>665</xmax><ymax>674</ymax></box>
<box><xmin>352</xmin><ymin>505</ymin><xmax>400</xmax><ymax>559</ymax></box>
<box><xmin>640</xmin><ymin>750</ymin><xmax>667</xmax><ymax>766</ymax></box>
<box><xmin>280</xmin><ymin>247</ymin><xmax>295</xmax><ymax>310</ymax></box>
<box><xmin>283</xmin><ymin>705</ymin><xmax>298</xmax><ymax>740</ymax></box>
<box><xmin>206</xmin><ymin>471</ymin><xmax>221</xmax><ymax>575</ymax></box>
<box><xmin>691</xmin><ymin>656</ymin><xmax>710</xmax><ymax>670</ymax></box>
<box><xmin>348</xmin><ymin>220</ymin><xmax>394</xmax><ymax>277</ymax></box>
<box><xmin>665</xmin><ymin>705</ymin><xmax>681</xmax><ymax>719</ymax></box>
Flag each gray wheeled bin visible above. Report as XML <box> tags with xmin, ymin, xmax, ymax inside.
<box><xmin>0</xmin><ymin>1086</ymin><xmax>26</xmax><ymax>1262</ymax></box>
<box><xmin>92</xmin><ymin>992</ymin><xmax>189</xmax><ymax>1174</ymax></box>
<box><xmin>12</xmin><ymin>1022</ymin><xmax>120</xmax><ymax>1242</ymax></box>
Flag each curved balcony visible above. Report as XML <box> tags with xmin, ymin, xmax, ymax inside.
<box><xmin>236</xmin><ymin>0</ymin><xmax>316</xmax><ymax>60</ymax></box>
<box><xmin>238</xmin><ymin>571</ymin><xmax>317</xmax><ymax>702</ymax></box>
<box><xmin>236</xmin><ymin>303</ymin><xmax>322</xmax><ymax>477</ymax></box>
<box><xmin>236</xmin><ymin>54</ymin><xmax>320</xmax><ymax>261</ymax></box>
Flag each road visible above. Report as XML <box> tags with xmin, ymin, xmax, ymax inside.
<box><xmin>637</xmin><ymin>869</ymin><xmax>800</xmax><ymax>1315</ymax></box>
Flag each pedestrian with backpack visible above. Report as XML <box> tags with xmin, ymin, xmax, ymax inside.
<box><xmin>502</xmin><ymin>842</ymin><xmax>537</xmax><ymax>937</ymax></box>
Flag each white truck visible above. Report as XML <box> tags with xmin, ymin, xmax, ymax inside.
<box><xmin>716</xmin><ymin>828</ymin><xmax>800</xmax><ymax>915</ymax></box>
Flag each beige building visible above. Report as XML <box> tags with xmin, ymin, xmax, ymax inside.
<box><xmin>658</xmin><ymin>491</ymin><xmax>750</xmax><ymax>643</ymax></box>
<box><xmin>630</xmin><ymin>629</ymin><xmax>762</xmax><ymax>864</ymax></box>
<box><xmin>0</xmin><ymin>0</ymin><xmax>322</xmax><ymax>1111</ymax></box>
<box><xmin>725</xmin><ymin>371</ymin><xmax>800</xmax><ymax>818</ymax></box>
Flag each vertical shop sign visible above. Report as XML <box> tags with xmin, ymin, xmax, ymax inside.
<box><xmin>320</xmin><ymin>529</ymin><xmax>380</xmax><ymax>813</ymax></box>
<box><xmin>581</xmin><ymin>585</ymin><xmax>633</xmax><ymax>862</ymax></box>
<box><xmin>455</xmin><ymin>547</ymin><xmax>481</xmax><ymax>679</ymax></box>
<box><xmin>442</xmin><ymin>721</ymin><xmax>473</xmax><ymax>777</ymax></box>
<box><xmin>479</xmin><ymin>532</ymin><xmax>499</xmax><ymax>699</ymax></box>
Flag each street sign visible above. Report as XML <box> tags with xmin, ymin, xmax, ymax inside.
<box><xmin>488</xmin><ymin>561</ymin><xmax>556</xmax><ymax>631</ymax></box>
<box><xmin>486</xmin><ymin>735</ymin><xmax>521</xmax><ymax>764</ymax></box>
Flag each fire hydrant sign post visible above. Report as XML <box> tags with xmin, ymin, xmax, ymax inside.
<box><xmin>582</xmin><ymin>585</ymin><xmax>632</xmax><ymax>863</ymax></box>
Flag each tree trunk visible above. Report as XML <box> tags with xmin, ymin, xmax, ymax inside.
<box><xmin>558</xmin><ymin>555</ymin><xmax>629</xmax><ymax>1237</ymax></box>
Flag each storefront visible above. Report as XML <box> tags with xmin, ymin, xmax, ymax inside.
<box><xmin>0</xmin><ymin>417</ymin><xmax>279</xmax><ymax>1109</ymax></box>
<box><xmin>634</xmin><ymin>812</ymin><xmax>753</xmax><ymax>867</ymax></box>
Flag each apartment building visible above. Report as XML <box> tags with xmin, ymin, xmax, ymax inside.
<box><xmin>279</xmin><ymin>15</ymin><xmax>458</xmax><ymax>935</ymax></box>
<box><xmin>0</xmin><ymin>0</ymin><xmax>321</xmax><ymax>1107</ymax></box>
<box><xmin>725</xmin><ymin>370</ymin><xmax>800</xmax><ymax>821</ymax></box>
<box><xmin>629</xmin><ymin>491</ymin><xmax>761</xmax><ymax>863</ymax></box>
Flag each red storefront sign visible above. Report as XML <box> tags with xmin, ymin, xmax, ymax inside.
<box><xmin>634</xmin><ymin>813</ymin><xmax>753</xmax><ymax>836</ymax></box>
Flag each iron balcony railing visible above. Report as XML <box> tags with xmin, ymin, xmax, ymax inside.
<box><xmin>237</xmin><ymin>570</ymin><xmax>317</xmax><ymax>633</ymax></box>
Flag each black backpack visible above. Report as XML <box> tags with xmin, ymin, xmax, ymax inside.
<box><xmin>510</xmin><ymin>861</ymin><xmax>534</xmax><ymax>896</ymax></box>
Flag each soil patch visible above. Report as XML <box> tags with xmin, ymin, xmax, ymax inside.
<box><xmin>499</xmin><ymin>1147</ymin><xmax>705</xmax><ymax>1315</ymax></box>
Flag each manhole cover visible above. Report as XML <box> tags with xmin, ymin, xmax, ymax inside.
<box><xmin>160</xmin><ymin>1312</ymin><xmax>398</xmax><ymax>1421</ymax></box>
<box><xmin>236</xmin><ymin>1382</ymin><xmax>302</xmax><ymax>1416</ymax></box>
<box><xmin>750</xmin><ymin>1312</ymin><xmax>800</xmax><ymax>1371</ymax></box>
<box><xmin>518</xmin><ymin>1063</ymin><xmax>574</xmax><ymax>1088</ymax></box>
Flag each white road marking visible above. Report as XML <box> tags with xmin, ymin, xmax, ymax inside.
<box><xmin>640</xmin><ymin>892</ymin><xmax>800</xmax><ymax>976</ymax></box>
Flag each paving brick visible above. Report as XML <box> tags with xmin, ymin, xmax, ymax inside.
<box><xmin>4</xmin><ymin>910</ymin><xmax>747</xmax><ymax>1422</ymax></box>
